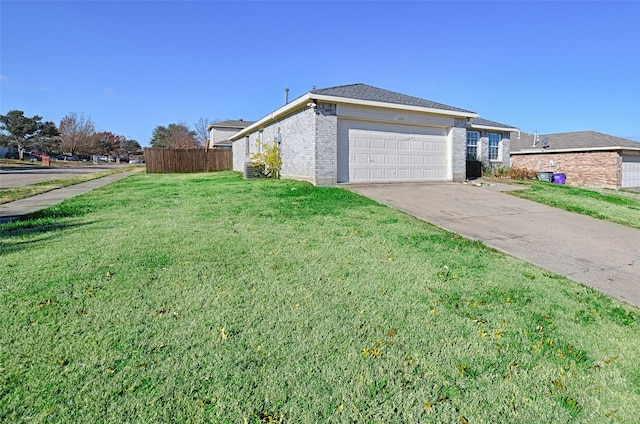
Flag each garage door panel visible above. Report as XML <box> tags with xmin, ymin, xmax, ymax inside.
<box><xmin>398</xmin><ymin>169</ymin><xmax>410</xmax><ymax>179</ymax></box>
<box><xmin>338</xmin><ymin>119</ymin><xmax>449</xmax><ymax>183</ymax></box>
<box><xmin>385</xmin><ymin>140</ymin><xmax>397</xmax><ymax>149</ymax></box>
<box><xmin>354</xmin><ymin>153</ymin><xmax>368</xmax><ymax>164</ymax></box>
<box><xmin>370</xmin><ymin>139</ymin><xmax>383</xmax><ymax>149</ymax></box>
<box><xmin>370</xmin><ymin>169</ymin><xmax>383</xmax><ymax>179</ymax></box>
<box><xmin>622</xmin><ymin>156</ymin><xmax>640</xmax><ymax>188</ymax></box>
<box><xmin>410</xmin><ymin>141</ymin><xmax>423</xmax><ymax>151</ymax></box>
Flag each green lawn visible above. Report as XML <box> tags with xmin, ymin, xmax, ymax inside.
<box><xmin>500</xmin><ymin>180</ymin><xmax>640</xmax><ymax>230</ymax></box>
<box><xmin>1</xmin><ymin>172</ymin><xmax>638</xmax><ymax>423</ymax></box>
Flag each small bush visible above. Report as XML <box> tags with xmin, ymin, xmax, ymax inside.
<box><xmin>486</xmin><ymin>165</ymin><xmax>536</xmax><ymax>180</ymax></box>
<box><xmin>250</xmin><ymin>138</ymin><xmax>282</xmax><ymax>178</ymax></box>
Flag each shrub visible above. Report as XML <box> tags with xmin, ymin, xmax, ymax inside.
<box><xmin>486</xmin><ymin>165</ymin><xmax>536</xmax><ymax>180</ymax></box>
<box><xmin>250</xmin><ymin>138</ymin><xmax>282</xmax><ymax>178</ymax></box>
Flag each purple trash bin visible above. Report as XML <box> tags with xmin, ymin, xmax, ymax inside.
<box><xmin>553</xmin><ymin>173</ymin><xmax>566</xmax><ymax>184</ymax></box>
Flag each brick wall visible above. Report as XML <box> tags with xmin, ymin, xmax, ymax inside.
<box><xmin>474</xmin><ymin>130</ymin><xmax>511</xmax><ymax>169</ymax></box>
<box><xmin>511</xmin><ymin>151</ymin><xmax>622</xmax><ymax>188</ymax></box>
<box><xmin>233</xmin><ymin>106</ymin><xmax>319</xmax><ymax>184</ymax></box>
<box><xmin>451</xmin><ymin>119</ymin><xmax>467</xmax><ymax>181</ymax></box>
<box><xmin>314</xmin><ymin>103</ymin><xmax>338</xmax><ymax>186</ymax></box>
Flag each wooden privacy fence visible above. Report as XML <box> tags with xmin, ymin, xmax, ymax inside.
<box><xmin>144</xmin><ymin>148</ymin><xmax>232</xmax><ymax>173</ymax></box>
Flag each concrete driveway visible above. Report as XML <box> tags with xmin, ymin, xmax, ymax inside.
<box><xmin>346</xmin><ymin>182</ymin><xmax>640</xmax><ymax>308</ymax></box>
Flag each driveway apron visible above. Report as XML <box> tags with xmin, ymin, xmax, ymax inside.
<box><xmin>346</xmin><ymin>182</ymin><xmax>640</xmax><ymax>308</ymax></box>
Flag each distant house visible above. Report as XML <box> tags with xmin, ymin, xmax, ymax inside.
<box><xmin>207</xmin><ymin>119</ymin><xmax>255</xmax><ymax>149</ymax></box>
<box><xmin>228</xmin><ymin>83</ymin><xmax>515</xmax><ymax>186</ymax></box>
<box><xmin>510</xmin><ymin>131</ymin><xmax>640</xmax><ymax>189</ymax></box>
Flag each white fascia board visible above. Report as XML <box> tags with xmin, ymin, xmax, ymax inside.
<box><xmin>511</xmin><ymin>146</ymin><xmax>640</xmax><ymax>154</ymax></box>
<box><xmin>229</xmin><ymin>94</ymin><xmax>312</xmax><ymax>141</ymax></box>
<box><xmin>469</xmin><ymin>124</ymin><xmax>519</xmax><ymax>132</ymax></box>
<box><xmin>229</xmin><ymin>92</ymin><xmax>478</xmax><ymax>141</ymax></box>
<box><xmin>311</xmin><ymin>93</ymin><xmax>478</xmax><ymax>119</ymax></box>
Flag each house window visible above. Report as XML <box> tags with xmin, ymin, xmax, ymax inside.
<box><xmin>245</xmin><ymin>136</ymin><xmax>250</xmax><ymax>156</ymax></box>
<box><xmin>488</xmin><ymin>133</ymin><xmax>501</xmax><ymax>161</ymax></box>
<box><xmin>466</xmin><ymin>131</ymin><xmax>479</xmax><ymax>160</ymax></box>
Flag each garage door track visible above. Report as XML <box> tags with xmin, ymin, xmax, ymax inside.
<box><xmin>346</xmin><ymin>182</ymin><xmax>640</xmax><ymax>308</ymax></box>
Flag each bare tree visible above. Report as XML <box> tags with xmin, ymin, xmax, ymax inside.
<box><xmin>194</xmin><ymin>117</ymin><xmax>211</xmax><ymax>147</ymax></box>
<box><xmin>59</xmin><ymin>112</ymin><xmax>96</xmax><ymax>155</ymax></box>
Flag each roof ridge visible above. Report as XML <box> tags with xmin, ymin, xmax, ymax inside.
<box><xmin>310</xmin><ymin>83</ymin><xmax>475</xmax><ymax>114</ymax></box>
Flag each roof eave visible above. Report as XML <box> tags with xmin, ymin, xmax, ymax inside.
<box><xmin>230</xmin><ymin>94</ymin><xmax>313</xmax><ymax>141</ymax></box>
<box><xmin>230</xmin><ymin>92</ymin><xmax>479</xmax><ymax>142</ymax></box>
<box><xmin>468</xmin><ymin>124</ymin><xmax>519</xmax><ymax>132</ymax></box>
<box><xmin>311</xmin><ymin>93</ymin><xmax>478</xmax><ymax>118</ymax></box>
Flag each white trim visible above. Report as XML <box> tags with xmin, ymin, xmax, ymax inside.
<box><xmin>229</xmin><ymin>92</ymin><xmax>478</xmax><ymax>141</ymax></box>
<box><xmin>230</xmin><ymin>94</ymin><xmax>312</xmax><ymax>141</ymax></box>
<box><xmin>468</xmin><ymin>124</ymin><xmax>519</xmax><ymax>132</ymax></box>
<box><xmin>312</xmin><ymin>94</ymin><xmax>478</xmax><ymax>119</ymax></box>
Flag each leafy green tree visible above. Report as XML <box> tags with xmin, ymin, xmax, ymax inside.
<box><xmin>150</xmin><ymin>122</ymin><xmax>200</xmax><ymax>148</ymax></box>
<box><xmin>0</xmin><ymin>110</ymin><xmax>60</xmax><ymax>160</ymax></box>
<box><xmin>123</xmin><ymin>139</ymin><xmax>142</xmax><ymax>156</ymax></box>
<box><xmin>92</xmin><ymin>131</ymin><xmax>126</xmax><ymax>157</ymax></box>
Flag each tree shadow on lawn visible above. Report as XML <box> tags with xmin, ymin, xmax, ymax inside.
<box><xmin>0</xmin><ymin>206</ymin><xmax>96</xmax><ymax>256</ymax></box>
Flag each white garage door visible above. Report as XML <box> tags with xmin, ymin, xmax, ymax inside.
<box><xmin>337</xmin><ymin>119</ymin><xmax>448</xmax><ymax>183</ymax></box>
<box><xmin>622</xmin><ymin>156</ymin><xmax>640</xmax><ymax>188</ymax></box>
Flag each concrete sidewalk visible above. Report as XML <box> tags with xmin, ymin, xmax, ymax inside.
<box><xmin>347</xmin><ymin>182</ymin><xmax>640</xmax><ymax>308</ymax></box>
<box><xmin>0</xmin><ymin>168</ymin><xmax>143</xmax><ymax>224</ymax></box>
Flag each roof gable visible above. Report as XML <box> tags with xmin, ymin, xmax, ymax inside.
<box><xmin>311</xmin><ymin>83</ymin><xmax>475</xmax><ymax>114</ymax></box>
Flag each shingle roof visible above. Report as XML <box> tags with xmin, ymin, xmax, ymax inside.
<box><xmin>311</xmin><ymin>83</ymin><xmax>475</xmax><ymax>114</ymax></box>
<box><xmin>468</xmin><ymin>117</ymin><xmax>517</xmax><ymax>130</ymax></box>
<box><xmin>511</xmin><ymin>130</ymin><xmax>640</xmax><ymax>152</ymax></box>
<box><xmin>209</xmin><ymin>119</ymin><xmax>255</xmax><ymax>130</ymax></box>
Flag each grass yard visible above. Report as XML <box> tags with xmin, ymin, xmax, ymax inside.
<box><xmin>499</xmin><ymin>180</ymin><xmax>640</xmax><ymax>230</ymax></box>
<box><xmin>1</xmin><ymin>172</ymin><xmax>639</xmax><ymax>423</ymax></box>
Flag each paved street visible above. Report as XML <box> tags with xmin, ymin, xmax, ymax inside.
<box><xmin>0</xmin><ymin>163</ymin><xmax>133</xmax><ymax>189</ymax></box>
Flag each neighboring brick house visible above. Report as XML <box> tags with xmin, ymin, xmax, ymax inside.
<box><xmin>511</xmin><ymin>131</ymin><xmax>640</xmax><ymax>189</ymax></box>
<box><xmin>228</xmin><ymin>83</ymin><xmax>514</xmax><ymax>186</ymax></box>
<box><xmin>207</xmin><ymin>119</ymin><xmax>255</xmax><ymax>149</ymax></box>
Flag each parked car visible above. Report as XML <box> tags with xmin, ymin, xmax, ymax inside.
<box><xmin>52</xmin><ymin>155</ymin><xmax>78</xmax><ymax>161</ymax></box>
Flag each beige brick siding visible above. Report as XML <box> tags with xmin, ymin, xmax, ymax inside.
<box><xmin>451</xmin><ymin>119</ymin><xmax>467</xmax><ymax>182</ymax></box>
<box><xmin>511</xmin><ymin>151</ymin><xmax>622</xmax><ymax>188</ymax></box>
<box><xmin>233</xmin><ymin>107</ymin><xmax>320</xmax><ymax>184</ymax></box>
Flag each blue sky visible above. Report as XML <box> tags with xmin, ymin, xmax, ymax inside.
<box><xmin>2</xmin><ymin>1</ymin><xmax>639</xmax><ymax>146</ymax></box>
